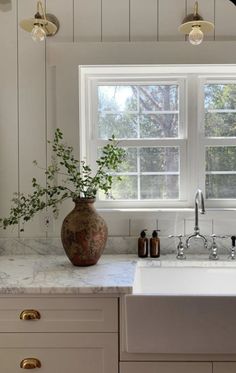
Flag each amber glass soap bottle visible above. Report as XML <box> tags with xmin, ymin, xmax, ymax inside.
<box><xmin>150</xmin><ymin>230</ymin><xmax>160</xmax><ymax>258</ymax></box>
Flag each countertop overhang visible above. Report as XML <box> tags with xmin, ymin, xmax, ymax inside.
<box><xmin>0</xmin><ymin>255</ymin><xmax>137</xmax><ymax>295</ymax></box>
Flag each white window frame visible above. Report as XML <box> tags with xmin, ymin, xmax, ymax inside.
<box><xmin>79</xmin><ymin>65</ymin><xmax>236</xmax><ymax>209</ymax></box>
<box><xmin>198</xmin><ymin>76</ymin><xmax>236</xmax><ymax>208</ymax></box>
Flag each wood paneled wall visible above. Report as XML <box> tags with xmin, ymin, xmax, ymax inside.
<box><xmin>1</xmin><ymin>0</ymin><xmax>236</xmax><ymax>237</ymax></box>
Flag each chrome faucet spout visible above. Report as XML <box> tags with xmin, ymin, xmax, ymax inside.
<box><xmin>186</xmin><ymin>189</ymin><xmax>208</xmax><ymax>249</ymax></box>
<box><xmin>194</xmin><ymin>189</ymin><xmax>205</xmax><ymax>233</ymax></box>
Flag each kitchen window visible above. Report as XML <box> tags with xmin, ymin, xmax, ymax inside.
<box><xmin>79</xmin><ymin>66</ymin><xmax>236</xmax><ymax>208</ymax></box>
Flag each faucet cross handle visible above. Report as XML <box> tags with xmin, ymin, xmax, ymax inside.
<box><xmin>209</xmin><ymin>234</ymin><xmax>226</xmax><ymax>260</ymax></box>
<box><xmin>168</xmin><ymin>234</ymin><xmax>186</xmax><ymax>260</ymax></box>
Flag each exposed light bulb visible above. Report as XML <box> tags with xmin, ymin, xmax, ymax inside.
<box><xmin>189</xmin><ymin>25</ymin><xmax>204</xmax><ymax>45</ymax></box>
<box><xmin>31</xmin><ymin>24</ymin><xmax>46</xmax><ymax>42</ymax></box>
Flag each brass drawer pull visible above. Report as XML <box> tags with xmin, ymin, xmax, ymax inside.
<box><xmin>20</xmin><ymin>310</ymin><xmax>41</xmax><ymax>320</ymax></box>
<box><xmin>20</xmin><ymin>358</ymin><xmax>41</xmax><ymax>369</ymax></box>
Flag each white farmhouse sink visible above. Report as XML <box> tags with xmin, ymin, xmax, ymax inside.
<box><xmin>125</xmin><ymin>260</ymin><xmax>236</xmax><ymax>354</ymax></box>
<box><xmin>133</xmin><ymin>262</ymin><xmax>236</xmax><ymax>296</ymax></box>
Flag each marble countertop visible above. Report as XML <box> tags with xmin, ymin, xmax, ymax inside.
<box><xmin>0</xmin><ymin>255</ymin><xmax>137</xmax><ymax>295</ymax></box>
<box><xmin>1</xmin><ymin>253</ymin><xmax>236</xmax><ymax>296</ymax></box>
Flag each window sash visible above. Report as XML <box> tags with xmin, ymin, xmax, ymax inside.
<box><xmin>87</xmin><ymin>78</ymin><xmax>187</xmax><ymax>206</ymax></box>
<box><xmin>198</xmin><ymin>77</ymin><xmax>236</xmax><ymax>207</ymax></box>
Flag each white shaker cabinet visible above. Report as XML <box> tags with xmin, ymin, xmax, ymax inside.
<box><xmin>0</xmin><ymin>296</ymin><xmax>118</xmax><ymax>373</ymax></box>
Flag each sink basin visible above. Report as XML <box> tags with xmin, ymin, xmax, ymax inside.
<box><xmin>125</xmin><ymin>260</ymin><xmax>236</xmax><ymax>354</ymax></box>
<box><xmin>133</xmin><ymin>261</ymin><xmax>236</xmax><ymax>296</ymax></box>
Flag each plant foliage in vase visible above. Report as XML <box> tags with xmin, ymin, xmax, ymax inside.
<box><xmin>0</xmin><ymin>128</ymin><xmax>126</xmax><ymax>232</ymax></box>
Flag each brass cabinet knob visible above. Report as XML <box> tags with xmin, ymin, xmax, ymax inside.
<box><xmin>20</xmin><ymin>358</ymin><xmax>41</xmax><ymax>369</ymax></box>
<box><xmin>19</xmin><ymin>310</ymin><xmax>41</xmax><ymax>320</ymax></box>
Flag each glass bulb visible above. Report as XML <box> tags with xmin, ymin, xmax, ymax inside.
<box><xmin>189</xmin><ymin>25</ymin><xmax>204</xmax><ymax>45</ymax></box>
<box><xmin>31</xmin><ymin>24</ymin><xmax>46</xmax><ymax>42</ymax></box>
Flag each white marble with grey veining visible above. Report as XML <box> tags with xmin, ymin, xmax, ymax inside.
<box><xmin>0</xmin><ymin>255</ymin><xmax>137</xmax><ymax>295</ymax></box>
<box><xmin>1</xmin><ymin>252</ymin><xmax>236</xmax><ymax>296</ymax></box>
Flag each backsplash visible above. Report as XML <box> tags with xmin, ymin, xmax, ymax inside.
<box><xmin>0</xmin><ymin>208</ymin><xmax>235</xmax><ymax>257</ymax></box>
<box><xmin>0</xmin><ymin>235</ymin><xmax>232</xmax><ymax>258</ymax></box>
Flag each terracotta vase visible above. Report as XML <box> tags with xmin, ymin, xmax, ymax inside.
<box><xmin>61</xmin><ymin>198</ymin><xmax>108</xmax><ymax>266</ymax></box>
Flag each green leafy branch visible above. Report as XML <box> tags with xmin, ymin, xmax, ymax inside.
<box><xmin>0</xmin><ymin>129</ymin><xmax>126</xmax><ymax>230</ymax></box>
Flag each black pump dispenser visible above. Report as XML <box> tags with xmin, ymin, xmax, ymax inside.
<box><xmin>150</xmin><ymin>230</ymin><xmax>160</xmax><ymax>258</ymax></box>
<box><xmin>138</xmin><ymin>230</ymin><xmax>148</xmax><ymax>258</ymax></box>
<box><xmin>231</xmin><ymin>236</ymin><xmax>236</xmax><ymax>247</ymax></box>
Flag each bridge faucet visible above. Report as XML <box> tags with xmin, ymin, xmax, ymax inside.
<box><xmin>186</xmin><ymin>189</ymin><xmax>208</xmax><ymax>249</ymax></box>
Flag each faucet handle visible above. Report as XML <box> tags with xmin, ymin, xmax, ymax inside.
<box><xmin>209</xmin><ymin>234</ymin><xmax>227</xmax><ymax>260</ymax></box>
<box><xmin>168</xmin><ymin>234</ymin><xmax>186</xmax><ymax>260</ymax></box>
<box><xmin>229</xmin><ymin>236</ymin><xmax>236</xmax><ymax>260</ymax></box>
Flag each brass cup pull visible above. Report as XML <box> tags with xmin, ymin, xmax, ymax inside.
<box><xmin>20</xmin><ymin>310</ymin><xmax>41</xmax><ymax>320</ymax></box>
<box><xmin>20</xmin><ymin>358</ymin><xmax>41</xmax><ymax>369</ymax></box>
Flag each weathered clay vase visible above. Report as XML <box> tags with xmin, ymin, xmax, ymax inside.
<box><xmin>61</xmin><ymin>198</ymin><xmax>108</xmax><ymax>266</ymax></box>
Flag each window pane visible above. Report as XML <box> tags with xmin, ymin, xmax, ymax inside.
<box><xmin>99</xmin><ymin>176</ymin><xmax>138</xmax><ymax>200</ymax></box>
<box><xmin>206</xmin><ymin>147</ymin><xmax>236</xmax><ymax>171</ymax></box>
<box><xmin>206</xmin><ymin>175</ymin><xmax>236</xmax><ymax>199</ymax></box>
<box><xmin>117</xmin><ymin>148</ymin><xmax>137</xmax><ymax>172</ymax></box>
<box><xmin>140</xmin><ymin>147</ymin><xmax>179</xmax><ymax>172</ymax></box>
<box><xmin>205</xmin><ymin>113</ymin><xmax>236</xmax><ymax>137</ymax></box>
<box><xmin>205</xmin><ymin>84</ymin><xmax>236</xmax><ymax>110</ymax></box>
<box><xmin>204</xmin><ymin>83</ymin><xmax>236</xmax><ymax>137</ymax></box>
<box><xmin>98</xmin><ymin>113</ymin><xmax>137</xmax><ymax>139</ymax></box>
<box><xmin>140</xmin><ymin>114</ymin><xmax>178</xmax><ymax>138</ymax></box>
<box><xmin>141</xmin><ymin>175</ymin><xmax>179</xmax><ymax>199</ymax></box>
<box><xmin>139</xmin><ymin>85</ymin><xmax>178</xmax><ymax>111</ymax></box>
<box><xmin>98</xmin><ymin>86</ymin><xmax>137</xmax><ymax>112</ymax></box>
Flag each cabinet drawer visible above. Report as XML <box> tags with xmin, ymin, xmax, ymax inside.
<box><xmin>0</xmin><ymin>333</ymin><xmax>118</xmax><ymax>373</ymax></box>
<box><xmin>0</xmin><ymin>297</ymin><xmax>118</xmax><ymax>332</ymax></box>
<box><xmin>120</xmin><ymin>362</ymin><xmax>212</xmax><ymax>373</ymax></box>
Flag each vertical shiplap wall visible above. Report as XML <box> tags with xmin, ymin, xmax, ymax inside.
<box><xmin>1</xmin><ymin>0</ymin><xmax>236</xmax><ymax>237</ymax></box>
<box><xmin>0</xmin><ymin>0</ymin><xmax>18</xmax><ymax>237</ymax></box>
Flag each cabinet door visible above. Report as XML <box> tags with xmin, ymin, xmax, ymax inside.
<box><xmin>0</xmin><ymin>333</ymin><xmax>118</xmax><ymax>373</ymax></box>
<box><xmin>120</xmin><ymin>362</ymin><xmax>212</xmax><ymax>373</ymax></box>
<box><xmin>214</xmin><ymin>363</ymin><xmax>236</xmax><ymax>373</ymax></box>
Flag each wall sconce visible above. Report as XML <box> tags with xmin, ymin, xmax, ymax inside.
<box><xmin>20</xmin><ymin>0</ymin><xmax>59</xmax><ymax>42</ymax></box>
<box><xmin>178</xmin><ymin>1</ymin><xmax>214</xmax><ymax>45</ymax></box>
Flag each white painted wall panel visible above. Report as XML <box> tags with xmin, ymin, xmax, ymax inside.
<box><xmin>0</xmin><ymin>0</ymin><xmax>18</xmax><ymax>237</ymax></box>
<box><xmin>102</xmin><ymin>0</ymin><xmax>130</xmax><ymax>41</ymax></box>
<box><xmin>46</xmin><ymin>0</ymin><xmax>74</xmax><ymax>42</ymax></box>
<box><xmin>46</xmin><ymin>0</ymin><xmax>74</xmax><ymax>236</ymax></box>
<box><xmin>130</xmin><ymin>0</ymin><xmax>158</xmax><ymax>41</ymax></box>
<box><xmin>187</xmin><ymin>0</ymin><xmax>215</xmax><ymax>40</ymax></box>
<box><xmin>159</xmin><ymin>0</ymin><xmax>186</xmax><ymax>41</ymax></box>
<box><xmin>47</xmin><ymin>64</ymin><xmax>79</xmax><ymax>236</ymax></box>
<box><xmin>74</xmin><ymin>0</ymin><xmax>102</xmax><ymax>42</ymax></box>
<box><xmin>215</xmin><ymin>0</ymin><xmax>236</xmax><ymax>40</ymax></box>
<box><xmin>18</xmin><ymin>0</ymin><xmax>47</xmax><ymax>237</ymax></box>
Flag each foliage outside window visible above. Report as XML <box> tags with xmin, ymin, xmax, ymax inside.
<box><xmin>80</xmin><ymin>66</ymin><xmax>236</xmax><ymax>208</ymax></box>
